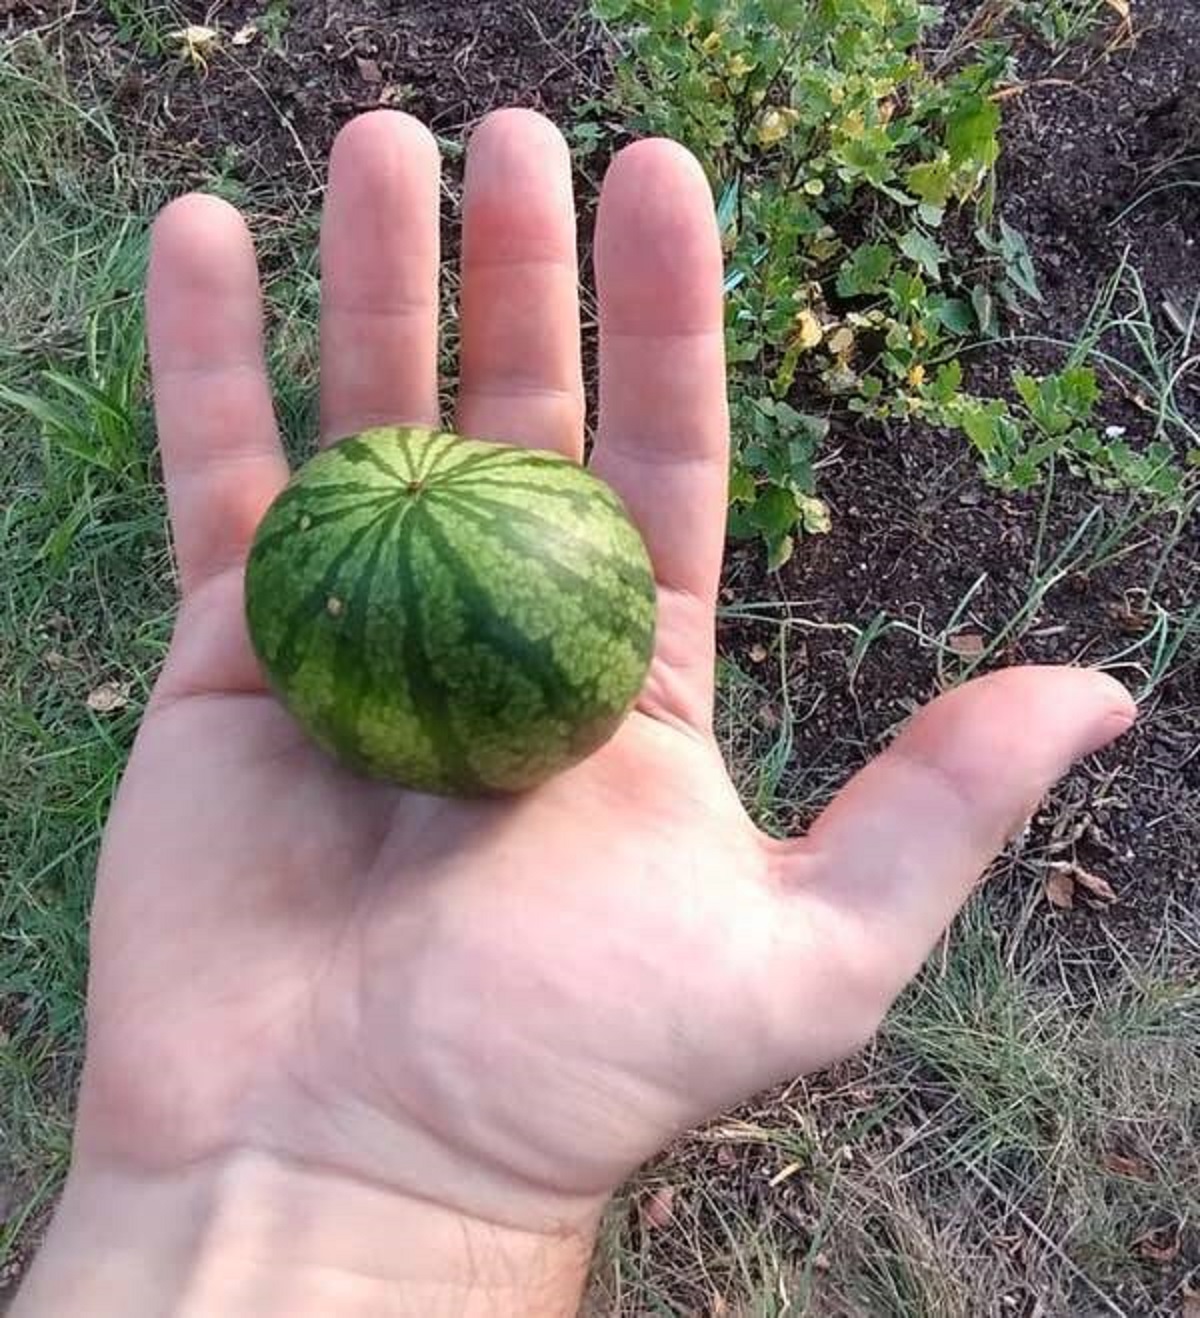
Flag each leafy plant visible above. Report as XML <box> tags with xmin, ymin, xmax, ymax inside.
<box><xmin>932</xmin><ymin>364</ymin><xmax>1186</xmax><ymax>497</ymax></box>
<box><xmin>1016</xmin><ymin>0</ymin><xmax>1113</xmax><ymax>50</ymax></box>
<box><xmin>101</xmin><ymin>1</ymin><xmax>180</xmax><ymax>53</ymax></box>
<box><xmin>727</xmin><ymin>396</ymin><xmax>830</xmax><ymax>568</ymax></box>
<box><xmin>259</xmin><ymin>0</ymin><xmax>292</xmax><ymax>51</ymax></box>
<box><xmin>596</xmin><ymin>0</ymin><xmax>1017</xmax><ymax>556</ymax></box>
<box><xmin>597</xmin><ymin>0</ymin><xmax>1188</xmax><ymax>551</ymax></box>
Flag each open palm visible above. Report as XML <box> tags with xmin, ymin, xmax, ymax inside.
<box><xmin>74</xmin><ymin>111</ymin><xmax>1133</xmax><ymax>1255</ymax></box>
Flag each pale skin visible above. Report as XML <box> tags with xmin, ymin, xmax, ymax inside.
<box><xmin>14</xmin><ymin>110</ymin><xmax>1135</xmax><ymax>1316</ymax></box>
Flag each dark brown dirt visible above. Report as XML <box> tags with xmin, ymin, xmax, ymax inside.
<box><xmin>49</xmin><ymin>0</ymin><xmax>608</xmax><ymax>190</ymax></box>
<box><xmin>737</xmin><ymin>0</ymin><xmax>1200</xmax><ymax>972</ymax></box>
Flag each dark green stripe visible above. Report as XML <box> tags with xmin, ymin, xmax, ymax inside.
<box><xmin>431</xmin><ymin>498</ymin><xmax>654</xmax><ymax>654</ymax></box>
<box><xmin>419</xmin><ymin>433</ymin><xmax>497</xmax><ymax>484</ymax></box>
<box><xmin>395</xmin><ymin>427</ymin><xmax>420</xmax><ymax>476</ymax></box>
<box><xmin>288</xmin><ymin>478</ymin><xmax>398</xmax><ymax>502</ymax></box>
<box><xmin>331</xmin><ymin>502</ymin><xmax>406</xmax><ymax>750</ymax></box>
<box><xmin>447</xmin><ymin>474</ymin><xmax>605</xmax><ymax>516</ymax></box>
<box><xmin>251</xmin><ymin>494</ymin><xmax>404</xmax><ymax>560</ymax></box>
<box><xmin>342</xmin><ymin>437</ymin><xmax>409</xmax><ymax>485</ymax></box>
<box><xmin>267</xmin><ymin>506</ymin><xmax>394</xmax><ymax>681</ymax></box>
<box><xmin>408</xmin><ymin>431</ymin><xmax>450</xmax><ymax>485</ymax></box>
<box><xmin>428</xmin><ymin>445</ymin><xmax>538</xmax><ymax>485</ymax></box>
<box><xmin>415</xmin><ymin>510</ymin><xmax>582</xmax><ymax>708</ymax></box>
<box><xmin>393</xmin><ymin>512</ymin><xmax>479</xmax><ymax>791</ymax></box>
<box><xmin>426</xmin><ymin>489</ymin><xmax>648</xmax><ymax>592</ymax></box>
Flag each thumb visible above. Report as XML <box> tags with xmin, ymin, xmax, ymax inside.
<box><xmin>780</xmin><ymin>666</ymin><xmax>1136</xmax><ymax>1003</ymax></box>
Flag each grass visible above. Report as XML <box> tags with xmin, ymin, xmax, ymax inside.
<box><xmin>592</xmin><ymin>905</ymin><xmax>1200</xmax><ymax>1314</ymax></box>
<box><xmin>0</xmin><ymin>32</ymin><xmax>165</xmax><ymax>1266</ymax></box>
<box><xmin>0</xmin><ymin>32</ymin><xmax>320</xmax><ymax>1273</ymax></box>
<box><xmin>2</xmin><ymin>9</ymin><xmax>1198</xmax><ymax>1315</ymax></box>
<box><xmin>1016</xmin><ymin>0</ymin><xmax>1119</xmax><ymax>51</ymax></box>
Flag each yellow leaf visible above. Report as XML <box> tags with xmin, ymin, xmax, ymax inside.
<box><xmin>756</xmin><ymin>107</ymin><xmax>798</xmax><ymax>147</ymax></box>
<box><xmin>172</xmin><ymin>24</ymin><xmax>219</xmax><ymax>68</ymax></box>
<box><xmin>729</xmin><ymin>53</ymin><xmax>754</xmax><ymax>78</ymax></box>
<box><xmin>803</xmin><ymin>177</ymin><xmax>825</xmax><ymax>197</ymax></box>
<box><xmin>701</xmin><ymin>30</ymin><xmax>722</xmax><ymax>54</ymax></box>
<box><xmin>797</xmin><ymin>495</ymin><xmax>832</xmax><ymax>535</ymax></box>
<box><xmin>908</xmin><ymin>363</ymin><xmax>926</xmax><ymax>388</ymax></box>
<box><xmin>794</xmin><ymin>310</ymin><xmax>824</xmax><ymax>350</ymax></box>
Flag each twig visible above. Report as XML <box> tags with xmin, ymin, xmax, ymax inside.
<box><xmin>229</xmin><ymin>54</ymin><xmax>323</xmax><ymax>198</ymax></box>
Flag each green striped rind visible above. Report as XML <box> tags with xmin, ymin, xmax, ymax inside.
<box><xmin>244</xmin><ymin>426</ymin><xmax>656</xmax><ymax>795</ymax></box>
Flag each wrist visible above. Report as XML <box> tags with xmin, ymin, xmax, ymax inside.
<box><xmin>15</xmin><ymin>1149</ymin><xmax>599</xmax><ymax>1317</ymax></box>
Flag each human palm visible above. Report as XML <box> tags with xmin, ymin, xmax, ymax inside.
<box><xmin>74</xmin><ymin>110</ymin><xmax>1133</xmax><ymax>1247</ymax></box>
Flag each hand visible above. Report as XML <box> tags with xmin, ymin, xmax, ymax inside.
<box><xmin>15</xmin><ymin>110</ymin><xmax>1134</xmax><ymax>1317</ymax></box>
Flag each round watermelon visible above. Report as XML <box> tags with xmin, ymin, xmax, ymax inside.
<box><xmin>244</xmin><ymin>426</ymin><xmax>656</xmax><ymax>795</ymax></box>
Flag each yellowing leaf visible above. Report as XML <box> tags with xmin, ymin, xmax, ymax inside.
<box><xmin>728</xmin><ymin>53</ymin><xmax>754</xmax><ymax>77</ymax></box>
<box><xmin>794</xmin><ymin>310</ymin><xmax>824</xmax><ymax>350</ymax></box>
<box><xmin>231</xmin><ymin>22</ymin><xmax>258</xmax><ymax>45</ymax></box>
<box><xmin>908</xmin><ymin>363</ymin><xmax>926</xmax><ymax>388</ymax></box>
<box><xmin>757</xmin><ymin>107</ymin><xmax>798</xmax><ymax>147</ymax></box>
<box><xmin>172</xmin><ymin>24</ymin><xmax>219</xmax><ymax>69</ymax></box>
<box><xmin>701</xmin><ymin>30</ymin><xmax>722</xmax><ymax>54</ymax></box>
<box><xmin>798</xmin><ymin>495</ymin><xmax>832</xmax><ymax>535</ymax></box>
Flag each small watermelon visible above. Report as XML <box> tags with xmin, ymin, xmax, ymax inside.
<box><xmin>244</xmin><ymin>426</ymin><xmax>656</xmax><ymax>795</ymax></box>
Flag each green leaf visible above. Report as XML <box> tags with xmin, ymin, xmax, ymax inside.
<box><xmin>970</xmin><ymin>283</ymin><xmax>997</xmax><ymax>336</ymax></box>
<box><xmin>748</xmin><ymin>484</ymin><xmax>798</xmax><ymax>539</ymax></box>
<box><xmin>1059</xmin><ymin>365</ymin><xmax>1100</xmax><ymax>415</ymax></box>
<box><xmin>906</xmin><ymin>158</ymin><xmax>953</xmax><ymax>207</ymax></box>
<box><xmin>998</xmin><ymin>219</ymin><xmax>1042</xmax><ymax>302</ymax></box>
<box><xmin>1014</xmin><ymin>371</ymin><xmax>1042</xmax><ymax>416</ymax></box>
<box><xmin>946</xmin><ymin>94</ymin><xmax>1000</xmax><ymax>172</ymax></box>
<box><xmin>765</xmin><ymin>531</ymin><xmax>794</xmax><ymax>571</ymax></box>
<box><xmin>931</xmin><ymin>295</ymin><xmax>973</xmax><ymax>335</ymax></box>
<box><xmin>728</xmin><ymin>464</ymin><xmax>756</xmax><ymax>503</ymax></box>
<box><xmin>930</xmin><ymin>359</ymin><xmax>963</xmax><ymax>404</ymax></box>
<box><xmin>898</xmin><ymin>227</ymin><xmax>945</xmax><ymax>280</ymax></box>
<box><xmin>716</xmin><ymin>178</ymin><xmax>739</xmax><ymax>234</ymax></box>
<box><xmin>836</xmin><ymin>243</ymin><xmax>894</xmax><ymax>297</ymax></box>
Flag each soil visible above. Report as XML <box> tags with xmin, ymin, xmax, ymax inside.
<box><xmin>6</xmin><ymin>0</ymin><xmax>1199</xmax><ymax>1309</ymax></box>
